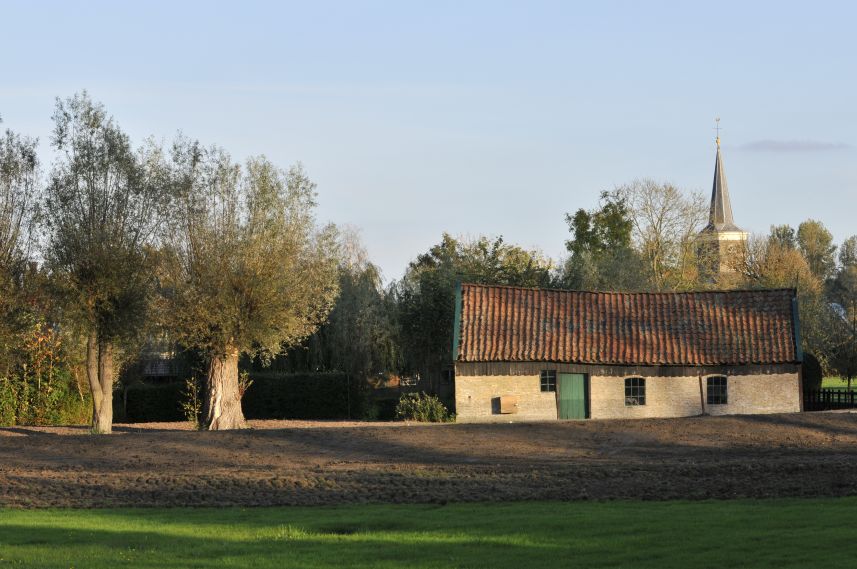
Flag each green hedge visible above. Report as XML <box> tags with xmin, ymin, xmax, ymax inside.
<box><xmin>124</xmin><ymin>382</ymin><xmax>185</xmax><ymax>423</ymax></box>
<box><xmin>242</xmin><ymin>373</ymin><xmax>353</xmax><ymax>420</ymax></box>
<box><xmin>124</xmin><ymin>373</ymin><xmax>358</xmax><ymax>423</ymax></box>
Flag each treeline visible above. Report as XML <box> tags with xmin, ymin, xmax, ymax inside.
<box><xmin>281</xmin><ymin>182</ymin><xmax>856</xmax><ymax>393</ymax></box>
<box><xmin>1</xmin><ymin>93</ymin><xmax>855</xmax><ymax>432</ymax></box>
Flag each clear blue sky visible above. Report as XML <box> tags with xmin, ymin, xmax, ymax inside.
<box><xmin>2</xmin><ymin>0</ymin><xmax>855</xmax><ymax>280</ymax></box>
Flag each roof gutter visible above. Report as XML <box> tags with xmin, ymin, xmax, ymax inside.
<box><xmin>792</xmin><ymin>294</ymin><xmax>804</xmax><ymax>363</ymax></box>
<box><xmin>452</xmin><ymin>281</ymin><xmax>463</xmax><ymax>362</ymax></box>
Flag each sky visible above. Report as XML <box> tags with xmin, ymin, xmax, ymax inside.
<box><xmin>1</xmin><ymin>0</ymin><xmax>855</xmax><ymax>281</ymax></box>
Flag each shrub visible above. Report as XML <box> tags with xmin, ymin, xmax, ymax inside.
<box><xmin>395</xmin><ymin>392</ymin><xmax>452</xmax><ymax>422</ymax></box>
<box><xmin>0</xmin><ymin>370</ymin><xmax>90</xmax><ymax>427</ymax></box>
<box><xmin>0</xmin><ymin>378</ymin><xmax>18</xmax><ymax>427</ymax></box>
<box><xmin>0</xmin><ymin>322</ymin><xmax>91</xmax><ymax>427</ymax></box>
<box><xmin>181</xmin><ymin>376</ymin><xmax>203</xmax><ymax>429</ymax></box>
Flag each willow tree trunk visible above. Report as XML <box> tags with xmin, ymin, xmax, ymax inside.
<box><xmin>86</xmin><ymin>331</ymin><xmax>115</xmax><ymax>434</ymax></box>
<box><xmin>204</xmin><ymin>348</ymin><xmax>246</xmax><ymax>430</ymax></box>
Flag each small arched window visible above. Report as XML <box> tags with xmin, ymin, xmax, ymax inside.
<box><xmin>624</xmin><ymin>377</ymin><xmax>645</xmax><ymax>406</ymax></box>
<box><xmin>707</xmin><ymin>376</ymin><xmax>728</xmax><ymax>405</ymax></box>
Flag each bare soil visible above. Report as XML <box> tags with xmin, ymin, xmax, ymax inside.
<box><xmin>3</xmin><ymin>413</ymin><xmax>857</xmax><ymax>508</ymax></box>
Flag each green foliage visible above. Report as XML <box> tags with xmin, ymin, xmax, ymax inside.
<box><xmin>0</xmin><ymin>371</ymin><xmax>91</xmax><ymax>427</ymax></box>
<box><xmin>0</xmin><ymin>321</ymin><xmax>90</xmax><ymax>427</ymax></box>
<box><xmin>162</xmin><ymin>143</ymin><xmax>340</xmax><ymax>362</ymax></box>
<box><xmin>563</xmin><ymin>190</ymin><xmax>645</xmax><ymax>291</ymax></box>
<box><xmin>565</xmin><ymin>190</ymin><xmax>633</xmax><ymax>258</ymax></box>
<box><xmin>238</xmin><ymin>370</ymin><xmax>253</xmax><ymax>399</ymax></box>
<box><xmin>0</xmin><ymin>376</ymin><xmax>19</xmax><ymax>426</ymax></box>
<box><xmin>0</xmin><ymin>123</ymin><xmax>40</xmax><ymax>378</ymax></box>
<box><xmin>797</xmin><ymin>219</ymin><xmax>837</xmax><ymax>282</ymax></box>
<box><xmin>316</xmin><ymin>259</ymin><xmax>400</xmax><ymax>376</ymax></box>
<box><xmin>839</xmin><ymin>236</ymin><xmax>857</xmax><ymax>269</ymax></box>
<box><xmin>0</xmin><ymin>126</ymin><xmax>38</xmax><ymax>273</ymax></box>
<box><xmin>42</xmin><ymin>92</ymin><xmax>170</xmax><ymax>432</ymax></box>
<box><xmin>395</xmin><ymin>392</ymin><xmax>452</xmax><ymax>422</ymax></box>
<box><xmin>43</xmin><ymin>91</ymin><xmax>167</xmax><ymax>347</ymax></box>
<box><xmin>271</xmin><ymin>233</ymin><xmax>400</xmax><ymax>379</ymax></box>
<box><xmin>563</xmin><ymin>181</ymin><xmax>708</xmax><ymax>291</ymax></box>
<box><xmin>394</xmin><ymin>233</ymin><xmax>553</xmax><ymax>380</ymax></box>
<box><xmin>741</xmin><ymin>232</ymin><xmax>833</xmax><ymax>367</ymax></box>
<box><xmin>801</xmin><ymin>353</ymin><xmax>823</xmax><ymax>391</ymax></box>
<box><xmin>769</xmin><ymin>224</ymin><xmax>797</xmax><ymax>250</ymax></box>
<box><xmin>828</xmin><ymin>265</ymin><xmax>857</xmax><ymax>384</ymax></box>
<box><xmin>180</xmin><ymin>376</ymin><xmax>202</xmax><ymax>429</ymax></box>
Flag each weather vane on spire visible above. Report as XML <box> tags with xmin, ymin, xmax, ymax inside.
<box><xmin>714</xmin><ymin>117</ymin><xmax>722</xmax><ymax>146</ymax></box>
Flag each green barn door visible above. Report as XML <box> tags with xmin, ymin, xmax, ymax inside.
<box><xmin>558</xmin><ymin>373</ymin><xmax>587</xmax><ymax>420</ymax></box>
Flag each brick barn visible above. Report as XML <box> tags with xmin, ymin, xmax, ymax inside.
<box><xmin>452</xmin><ymin>283</ymin><xmax>803</xmax><ymax>421</ymax></box>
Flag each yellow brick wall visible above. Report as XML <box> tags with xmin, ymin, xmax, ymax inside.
<box><xmin>589</xmin><ymin>373</ymin><xmax>800</xmax><ymax>418</ymax></box>
<box><xmin>455</xmin><ymin>371</ymin><xmax>801</xmax><ymax>422</ymax></box>
<box><xmin>455</xmin><ymin>375</ymin><xmax>557</xmax><ymax>422</ymax></box>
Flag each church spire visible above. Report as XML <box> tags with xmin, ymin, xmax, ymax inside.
<box><xmin>697</xmin><ymin>120</ymin><xmax>748</xmax><ymax>283</ymax></box>
<box><xmin>705</xmin><ymin>127</ymin><xmax>741</xmax><ymax>232</ymax></box>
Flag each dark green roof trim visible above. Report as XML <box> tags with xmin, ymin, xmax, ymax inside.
<box><xmin>792</xmin><ymin>295</ymin><xmax>804</xmax><ymax>362</ymax></box>
<box><xmin>452</xmin><ymin>280</ymin><xmax>463</xmax><ymax>361</ymax></box>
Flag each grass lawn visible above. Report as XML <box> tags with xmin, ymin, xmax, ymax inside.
<box><xmin>3</xmin><ymin>500</ymin><xmax>857</xmax><ymax>568</ymax></box>
<box><xmin>822</xmin><ymin>376</ymin><xmax>854</xmax><ymax>389</ymax></box>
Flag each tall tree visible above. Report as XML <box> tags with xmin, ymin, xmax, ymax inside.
<box><xmin>274</xmin><ymin>229</ymin><xmax>400</xmax><ymax>378</ymax></box>
<box><xmin>565</xmin><ymin>190</ymin><xmax>633</xmax><ymax>259</ymax></box>
<box><xmin>738</xmin><ymin>235</ymin><xmax>821</xmax><ymax>294</ymax></box>
<box><xmin>0</xmin><ymin>119</ymin><xmax>40</xmax><ymax>377</ymax></box>
<box><xmin>839</xmin><ymin>235</ymin><xmax>857</xmax><ymax>269</ymax></box>
<box><xmin>42</xmin><ymin>93</ymin><xmax>167</xmax><ymax>434</ymax></box>
<box><xmin>163</xmin><ymin>141</ymin><xmax>339</xmax><ymax>430</ymax></box>
<box><xmin>394</xmin><ymin>233</ymin><xmax>553</xmax><ymax>391</ymax></box>
<box><xmin>797</xmin><ymin>219</ymin><xmax>837</xmax><ymax>282</ymax></box>
<box><xmin>737</xmin><ymin>234</ymin><xmax>834</xmax><ymax>368</ymax></box>
<box><xmin>769</xmin><ymin>224</ymin><xmax>797</xmax><ymax>250</ymax></box>
<box><xmin>563</xmin><ymin>189</ymin><xmax>644</xmax><ymax>290</ymax></box>
<box><xmin>618</xmin><ymin>179</ymin><xmax>707</xmax><ymax>291</ymax></box>
<box><xmin>830</xmin><ymin>259</ymin><xmax>857</xmax><ymax>389</ymax></box>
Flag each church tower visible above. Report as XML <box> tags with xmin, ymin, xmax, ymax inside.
<box><xmin>697</xmin><ymin>130</ymin><xmax>748</xmax><ymax>282</ymax></box>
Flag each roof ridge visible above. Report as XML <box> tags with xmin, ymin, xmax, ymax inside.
<box><xmin>460</xmin><ymin>282</ymin><xmax>796</xmax><ymax>296</ymax></box>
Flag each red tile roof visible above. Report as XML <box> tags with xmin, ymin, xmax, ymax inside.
<box><xmin>455</xmin><ymin>284</ymin><xmax>799</xmax><ymax>365</ymax></box>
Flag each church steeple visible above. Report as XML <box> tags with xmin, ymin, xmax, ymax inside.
<box><xmin>696</xmin><ymin>121</ymin><xmax>748</xmax><ymax>283</ymax></box>
<box><xmin>705</xmin><ymin>139</ymin><xmax>741</xmax><ymax>232</ymax></box>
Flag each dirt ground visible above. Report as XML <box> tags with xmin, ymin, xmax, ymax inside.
<box><xmin>3</xmin><ymin>413</ymin><xmax>857</xmax><ymax>508</ymax></box>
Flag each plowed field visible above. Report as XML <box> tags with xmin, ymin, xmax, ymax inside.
<box><xmin>3</xmin><ymin>413</ymin><xmax>857</xmax><ymax>508</ymax></box>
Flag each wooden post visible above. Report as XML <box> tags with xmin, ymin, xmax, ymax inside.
<box><xmin>698</xmin><ymin>374</ymin><xmax>707</xmax><ymax>416</ymax></box>
<box><xmin>798</xmin><ymin>367</ymin><xmax>805</xmax><ymax>412</ymax></box>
